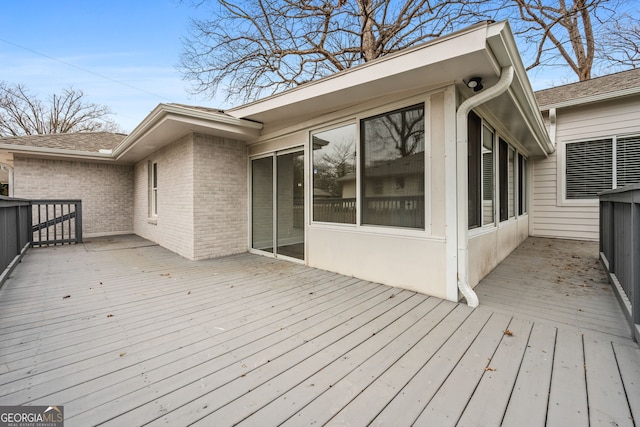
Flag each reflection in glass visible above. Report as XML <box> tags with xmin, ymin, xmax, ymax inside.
<box><xmin>277</xmin><ymin>151</ymin><xmax>305</xmax><ymax>260</ymax></box>
<box><xmin>251</xmin><ymin>157</ymin><xmax>273</xmax><ymax>253</ymax></box>
<box><xmin>361</xmin><ymin>104</ymin><xmax>425</xmax><ymax>229</ymax></box>
<box><xmin>312</xmin><ymin>124</ymin><xmax>357</xmax><ymax>224</ymax></box>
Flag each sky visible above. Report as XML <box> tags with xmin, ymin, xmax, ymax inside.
<box><xmin>0</xmin><ymin>1</ymin><xmax>629</xmax><ymax>134</ymax></box>
<box><xmin>0</xmin><ymin>0</ymin><xmax>217</xmax><ymax>133</ymax></box>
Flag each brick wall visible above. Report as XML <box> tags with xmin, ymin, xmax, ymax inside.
<box><xmin>133</xmin><ymin>134</ymin><xmax>195</xmax><ymax>259</ymax></box>
<box><xmin>132</xmin><ymin>133</ymin><xmax>248</xmax><ymax>260</ymax></box>
<box><xmin>13</xmin><ymin>156</ymin><xmax>134</xmax><ymax>236</ymax></box>
<box><xmin>193</xmin><ymin>134</ymin><xmax>248</xmax><ymax>259</ymax></box>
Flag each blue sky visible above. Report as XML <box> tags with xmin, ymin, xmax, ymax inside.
<box><xmin>0</xmin><ymin>1</ymin><xmax>627</xmax><ymax>133</ymax></box>
<box><xmin>0</xmin><ymin>0</ymin><xmax>215</xmax><ymax>132</ymax></box>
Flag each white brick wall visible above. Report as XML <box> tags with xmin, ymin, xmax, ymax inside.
<box><xmin>193</xmin><ymin>134</ymin><xmax>248</xmax><ymax>259</ymax></box>
<box><xmin>133</xmin><ymin>134</ymin><xmax>195</xmax><ymax>259</ymax></box>
<box><xmin>132</xmin><ymin>133</ymin><xmax>248</xmax><ymax>260</ymax></box>
<box><xmin>13</xmin><ymin>156</ymin><xmax>134</xmax><ymax>236</ymax></box>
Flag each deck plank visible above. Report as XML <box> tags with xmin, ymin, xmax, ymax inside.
<box><xmin>205</xmin><ymin>296</ymin><xmax>445</xmax><ymax>426</ymax></box>
<box><xmin>612</xmin><ymin>342</ymin><xmax>640</xmax><ymax>423</ymax></box>
<box><xmin>456</xmin><ymin>317</ymin><xmax>533</xmax><ymax>426</ymax></box>
<box><xmin>0</xmin><ymin>235</ymin><xmax>637</xmax><ymax>427</ymax></box>
<box><xmin>369</xmin><ymin>308</ymin><xmax>493</xmax><ymax>426</ymax></box>
<box><xmin>80</xmin><ymin>288</ymin><xmax>414</xmax><ymax>426</ymax></box>
<box><xmin>501</xmin><ymin>322</ymin><xmax>556</xmax><ymax>427</ymax></box>
<box><xmin>546</xmin><ymin>328</ymin><xmax>589</xmax><ymax>426</ymax></box>
<box><xmin>583</xmin><ymin>338</ymin><xmax>634</xmax><ymax>426</ymax></box>
<box><xmin>250</xmin><ymin>299</ymin><xmax>457</xmax><ymax>426</ymax></box>
<box><xmin>323</xmin><ymin>303</ymin><xmax>473</xmax><ymax>426</ymax></box>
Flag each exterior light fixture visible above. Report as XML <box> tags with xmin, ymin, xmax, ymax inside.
<box><xmin>465</xmin><ymin>77</ymin><xmax>483</xmax><ymax>92</ymax></box>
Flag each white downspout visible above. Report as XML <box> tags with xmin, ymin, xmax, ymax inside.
<box><xmin>455</xmin><ymin>66</ymin><xmax>514</xmax><ymax>307</ymax></box>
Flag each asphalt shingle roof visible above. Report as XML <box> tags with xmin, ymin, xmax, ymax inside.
<box><xmin>0</xmin><ymin>132</ymin><xmax>126</xmax><ymax>153</ymax></box>
<box><xmin>535</xmin><ymin>68</ymin><xmax>640</xmax><ymax>108</ymax></box>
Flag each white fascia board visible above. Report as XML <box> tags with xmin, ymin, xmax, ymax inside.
<box><xmin>0</xmin><ymin>143</ymin><xmax>114</xmax><ymax>162</ymax></box>
<box><xmin>227</xmin><ymin>22</ymin><xmax>491</xmax><ymax>121</ymax></box>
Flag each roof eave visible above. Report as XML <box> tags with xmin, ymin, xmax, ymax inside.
<box><xmin>485</xmin><ymin>21</ymin><xmax>554</xmax><ymax>157</ymax></box>
<box><xmin>112</xmin><ymin>103</ymin><xmax>263</xmax><ymax>163</ymax></box>
<box><xmin>0</xmin><ymin>143</ymin><xmax>115</xmax><ymax>162</ymax></box>
<box><xmin>538</xmin><ymin>86</ymin><xmax>640</xmax><ymax>111</ymax></box>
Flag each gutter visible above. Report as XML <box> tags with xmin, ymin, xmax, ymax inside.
<box><xmin>455</xmin><ymin>65</ymin><xmax>514</xmax><ymax>308</ymax></box>
<box><xmin>0</xmin><ymin>143</ymin><xmax>114</xmax><ymax>162</ymax></box>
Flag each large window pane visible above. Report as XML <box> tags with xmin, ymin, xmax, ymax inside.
<box><xmin>482</xmin><ymin>126</ymin><xmax>495</xmax><ymax>225</ymax></box>
<box><xmin>508</xmin><ymin>146</ymin><xmax>515</xmax><ymax>218</ymax></box>
<box><xmin>251</xmin><ymin>157</ymin><xmax>274</xmax><ymax>252</ymax></box>
<box><xmin>468</xmin><ymin>111</ymin><xmax>482</xmax><ymax>229</ymax></box>
<box><xmin>312</xmin><ymin>124</ymin><xmax>356</xmax><ymax>223</ymax></box>
<box><xmin>361</xmin><ymin>104</ymin><xmax>425</xmax><ymax>229</ymax></box>
<box><xmin>566</xmin><ymin>139</ymin><xmax>612</xmax><ymax>199</ymax></box>
<box><xmin>518</xmin><ymin>154</ymin><xmax>527</xmax><ymax>215</ymax></box>
<box><xmin>499</xmin><ymin>138</ymin><xmax>508</xmax><ymax>221</ymax></box>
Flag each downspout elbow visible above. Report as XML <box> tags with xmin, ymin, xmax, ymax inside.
<box><xmin>455</xmin><ymin>66</ymin><xmax>514</xmax><ymax>308</ymax></box>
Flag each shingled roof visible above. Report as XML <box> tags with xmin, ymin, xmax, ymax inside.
<box><xmin>0</xmin><ymin>132</ymin><xmax>126</xmax><ymax>153</ymax></box>
<box><xmin>535</xmin><ymin>68</ymin><xmax>640</xmax><ymax>109</ymax></box>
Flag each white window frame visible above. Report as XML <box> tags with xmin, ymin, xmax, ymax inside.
<box><xmin>557</xmin><ymin>135</ymin><xmax>628</xmax><ymax>207</ymax></box>
<box><xmin>149</xmin><ymin>161</ymin><xmax>158</xmax><ymax>218</ymax></box>
<box><xmin>308</xmin><ymin>94</ymin><xmax>432</xmax><ymax>238</ymax></box>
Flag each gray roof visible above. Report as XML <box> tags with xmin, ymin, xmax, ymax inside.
<box><xmin>0</xmin><ymin>132</ymin><xmax>126</xmax><ymax>153</ymax></box>
<box><xmin>535</xmin><ymin>68</ymin><xmax>640</xmax><ymax>108</ymax></box>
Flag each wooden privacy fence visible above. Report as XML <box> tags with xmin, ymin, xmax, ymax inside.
<box><xmin>600</xmin><ymin>184</ymin><xmax>640</xmax><ymax>342</ymax></box>
<box><xmin>0</xmin><ymin>197</ymin><xmax>82</xmax><ymax>287</ymax></box>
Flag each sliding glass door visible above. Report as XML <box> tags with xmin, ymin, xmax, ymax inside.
<box><xmin>251</xmin><ymin>149</ymin><xmax>305</xmax><ymax>260</ymax></box>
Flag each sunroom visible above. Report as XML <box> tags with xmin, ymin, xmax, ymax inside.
<box><xmin>227</xmin><ymin>20</ymin><xmax>553</xmax><ymax>304</ymax></box>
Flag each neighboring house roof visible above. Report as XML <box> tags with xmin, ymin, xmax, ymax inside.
<box><xmin>0</xmin><ymin>132</ymin><xmax>125</xmax><ymax>153</ymax></box>
<box><xmin>535</xmin><ymin>68</ymin><xmax>640</xmax><ymax>110</ymax></box>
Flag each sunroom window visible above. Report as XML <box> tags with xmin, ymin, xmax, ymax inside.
<box><xmin>361</xmin><ymin>104</ymin><xmax>425</xmax><ymax>229</ymax></box>
<box><xmin>311</xmin><ymin>124</ymin><xmax>357</xmax><ymax>224</ymax></box>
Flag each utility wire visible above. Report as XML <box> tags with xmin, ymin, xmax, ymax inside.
<box><xmin>0</xmin><ymin>37</ymin><xmax>173</xmax><ymax>101</ymax></box>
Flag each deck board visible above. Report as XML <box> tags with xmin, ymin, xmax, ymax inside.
<box><xmin>546</xmin><ymin>328</ymin><xmax>589</xmax><ymax>426</ymax></box>
<box><xmin>0</xmin><ymin>235</ymin><xmax>638</xmax><ymax>427</ymax></box>
<box><xmin>501</xmin><ymin>322</ymin><xmax>556</xmax><ymax>427</ymax></box>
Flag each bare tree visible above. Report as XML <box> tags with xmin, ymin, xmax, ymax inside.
<box><xmin>0</xmin><ymin>83</ymin><xmax>121</xmax><ymax>136</ymax></box>
<box><xmin>180</xmin><ymin>0</ymin><xmax>491</xmax><ymax>102</ymax></box>
<box><xmin>599</xmin><ymin>13</ymin><xmax>640</xmax><ymax>69</ymax></box>
<box><xmin>504</xmin><ymin>0</ymin><xmax>617</xmax><ymax>81</ymax></box>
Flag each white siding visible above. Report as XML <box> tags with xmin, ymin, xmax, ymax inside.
<box><xmin>532</xmin><ymin>96</ymin><xmax>640</xmax><ymax>241</ymax></box>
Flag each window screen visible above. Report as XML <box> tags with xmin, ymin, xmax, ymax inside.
<box><xmin>617</xmin><ymin>135</ymin><xmax>640</xmax><ymax>187</ymax></box>
<box><xmin>566</xmin><ymin>139</ymin><xmax>612</xmax><ymax>199</ymax></box>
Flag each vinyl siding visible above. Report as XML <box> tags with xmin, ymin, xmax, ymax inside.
<box><xmin>532</xmin><ymin>96</ymin><xmax>640</xmax><ymax>241</ymax></box>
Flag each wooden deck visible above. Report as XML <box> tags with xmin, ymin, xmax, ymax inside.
<box><xmin>0</xmin><ymin>235</ymin><xmax>638</xmax><ymax>426</ymax></box>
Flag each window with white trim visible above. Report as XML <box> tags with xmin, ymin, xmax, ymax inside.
<box><xmin>362</xmin><ymin>104</ymin><xmax>425</xmax><ymax>229</ymax></box>
<box><xmin>564</xmin><ymin>134</ymin><xmax>640</xmax><ymax>199</ymax></box>
<box><xmin>468</xmin><ymin>111</ymin><xmax>495</xmax><ymax>229</ymax></box>
<box><xmin>310</xmin><ymin>103</ymin><xmax>426</xmax><ymax>230</ymax></box>
<box><xmin>149</xmin><ymin>161</ymin><xmax>158</xmax><ymax>216</ymax></box>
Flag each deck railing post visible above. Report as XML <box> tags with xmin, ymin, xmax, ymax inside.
<box><xmin>632</xmin><ymin>200</ymin><xmax>639</xmax><ymax>326</ymax></box>
<box><xmin>76</xmin><ymin>201</ymin><xmax>83</xmax><ymax>243</ymax></box>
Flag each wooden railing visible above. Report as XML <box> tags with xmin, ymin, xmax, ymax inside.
<box><xmin>600</xmin><ymin>184</ymin><xmax>640</xmax><ymax>342</ymax></box>
<box><xmin>31</xmin><ymin>200</ymin><xmax>83</xmax><ymax>246</ymax></box>
<box><xmin>0</xmin><ymin>196</ymin><xmax>31</xmax><ymax>287</ymax></box>
<box><xmin>0</xmin><ymin>197</ymin><xmax>83</xmax><ymax>287</ymax></box>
